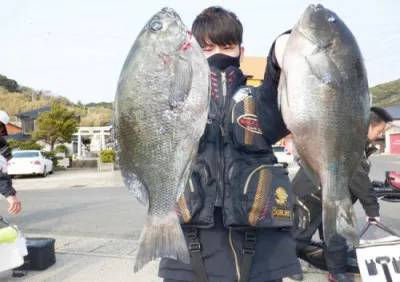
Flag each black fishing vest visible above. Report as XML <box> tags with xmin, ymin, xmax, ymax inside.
<box><xmin>175</xmin><ymin>66</ymin><xmax>294</xmax><ymax>230</ymax></box>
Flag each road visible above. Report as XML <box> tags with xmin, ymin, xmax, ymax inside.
<box><xmin>0</xmin><ymin>154</ymin><xmax>399</xmax><ymax>281</ymax></box>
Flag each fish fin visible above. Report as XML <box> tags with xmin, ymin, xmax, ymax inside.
<box><xmin>305</xmin><ymin>51</ymin><xmax>342</xmax><ymax>91</ymax></box>
<box><xmin>122</xmin><ymin>170</ymin><xmax>149</xmax><ymax>206</ymax></box>
<box><xmin>323</xmin><ymin>196</ymin><xmax>359</xmax><ymax>248</ymax></box>
<box><xmin>169</xmin><ymin>56</ymin><xmax>193</xmax><ymax>109</ymax></box>
<box><xmin>134</xmin><ymin>212</ymin><xmax>190</xmax><ymax>272</ymax></box>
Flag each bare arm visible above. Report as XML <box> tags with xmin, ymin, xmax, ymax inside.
<box><xmin>274</xmin><ymin>34</ymin><xmax>290</xmax><ymax>68</ymax></box>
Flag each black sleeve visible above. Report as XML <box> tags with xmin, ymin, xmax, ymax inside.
<box><xmin>350</xmin><ymin>161</ymin><xmax>379</xmax><ymax>217</ymax></box>
<box><xmin>0</xmin><ymin>171</ymin><xmax>16</xmax><ymax>198</ymax></box>
<box><xmin>253</xmin><ymin>30</ymin><xmax>291</xmax><ymax>145</ymax></box>
<box><xmin>291</xmin><ymin>165</ymin><xmax>319</xmax><ymax>197</ymax></box>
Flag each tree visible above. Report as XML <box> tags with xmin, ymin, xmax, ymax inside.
<box><xmin>7</xmin><ymin>140</ymin><xmax>43</xmax><ymax>151</ymax></box>
<box><xmin>32</xmin><ymin>104</ymin><xmax>78</xmax><ymax>151</ymax></box>
<box><xmin>0</xmin><ymin>74</ymin><xmax>19</xmax><ymax>92</ymax></box>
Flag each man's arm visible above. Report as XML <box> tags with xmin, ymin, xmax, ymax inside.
<box><xmin>274</xmin><ymin>34</ymin><xmax>290</xmax><ymax>68</ymax></box>
<box><xmin>0</xmin><ymin>171</ymin><xmax>21</xmax><ymax>215</ymax></box>
<box><xmin>0</xmin><ymin>171</ymin><xmax>15</xmax><ymax>197</ymax></box>
<box><xmin>350</xmin><ymin>161</ymin><xmax>379</xmax><ymax>218</ymax></box>
<box><xmin>253</xmin><ymin>31</ymin><xmax>292</xmax><ymax>145</ymax></box>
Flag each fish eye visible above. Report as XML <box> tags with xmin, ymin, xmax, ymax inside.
<box><xmin>150</xmin><ymin>20</ymin><xmax>163</xmax><ymax>32</ymax></box>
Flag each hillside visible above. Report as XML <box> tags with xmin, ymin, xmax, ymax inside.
<box><xmin>85</xmin><ymin>102</ymin><xmax>113</xmax><ymax>109</ymax></box>
<box><xmin>0</xmin><ymin>75</ymin><xmax>112</xmax><ymax>127</ymax></box>
<box><xmin>1</xmin><ymin>74</ymin><xmax>399</xmax><ymax>127</ymax></box>
<box><xmin>370</xmin><ymin>78</ymin><xmax>400</xmax><ymax>107</ymax></box>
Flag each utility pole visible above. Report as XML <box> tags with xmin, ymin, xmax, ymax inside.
<box><xmin>31</xmin><ymin>90</ymin><xmax>36</xmax><ymax>102</ymax></box>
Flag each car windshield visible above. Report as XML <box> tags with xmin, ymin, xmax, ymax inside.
<box><xmin>12</xmin><ymin>152</ymin><xmax>40</xmax><ymax>158</ymax></box>
<box><xmin>273</xmin><ymin>147</ymin><xmax>285</xmax><ymax>152</ymax></box>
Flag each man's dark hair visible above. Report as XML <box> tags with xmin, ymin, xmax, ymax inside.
<box><xmin>192</xmin><ymin>6</ymin><xmax>243</xmax><ymax>48</ymax></box>
<box><xmin>370</xmin><ymin>106</ymin><xmax>393</xmax><ymax>126</ymax></box>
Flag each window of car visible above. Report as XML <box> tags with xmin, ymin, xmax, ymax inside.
<box><xmin>12</xmin><ymin>151</ymin><xmax>40</xmax><ymax>158</ymax></box>
<box><xmin>272</xmin><ymin>146</ymin><xmax>286</xmax><ymax>152</ymax></box>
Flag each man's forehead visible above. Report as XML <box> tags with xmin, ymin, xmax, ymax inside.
<box><xmin>203</xmin><ymin>37</ymin><xmax>238</xmax><ymax>47</ymax></box>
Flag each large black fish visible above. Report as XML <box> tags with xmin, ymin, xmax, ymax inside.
<box><xmin>279</xmin><ymin>4</ymin><xmax>370</xmax><ymax>246</ymax></box>
<box><xmin>113</xmin><ymin>7</ymin><xmax>210</xmax><ymax>272</ymax></box>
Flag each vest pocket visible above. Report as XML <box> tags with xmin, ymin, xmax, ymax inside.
<box><xmin>229</xmin><ymin>95</ymin><xmax>269</xmax><ymax>152</ymax></box>
<box><xmin>224</xmin><ymin>163</ymin><xmax>294</xmax><ymax>229</ymax></box>
<box><xmin>175</xmin><ymin>161</ymin><xmax>213</xmax><ymax>227</ymax></box>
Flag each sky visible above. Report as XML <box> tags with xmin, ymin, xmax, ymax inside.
<box><xmin>0</xmin><ymin>0</ymin><xmax>399</xmax><ymax>104</ymax></box>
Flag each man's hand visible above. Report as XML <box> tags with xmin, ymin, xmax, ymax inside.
<box><xmin>6</xmin><ymin>195</ymin><xmax>21</xmax><ymax>215</ymax></box>
<box><xmin>366</xmin><ymin>216</ymin><xmax>380</xmax><ymax>224</ymax></box>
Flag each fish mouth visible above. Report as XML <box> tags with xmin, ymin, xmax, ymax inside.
<box><xmin>298</xmin><ymin>3</ymin><xmax>334</xmax><ymax>47</ymax></box>
<box><xmin>161</xmin><ymin>7</ymin><xmax>179</xmax><ymax>18</ymax></box>
<box><xmin>303</xmin><ymin>3</ymin><xmax>326</xmax><ymax>20</ymax></box>
<box><xmin>180</xmin><ymin>31</ymin><xmax>192</xmax><ymax>51</ymax></box>
<box><xmin>308</xmin><ymin>4</ymin><xmax>325</xmax><ymax>11</ymax></box>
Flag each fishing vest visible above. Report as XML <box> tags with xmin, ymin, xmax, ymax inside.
<box><xmin>175</xmin><ymin>66</ymin><xmax>294</xmax><ymax>230</ymax></box>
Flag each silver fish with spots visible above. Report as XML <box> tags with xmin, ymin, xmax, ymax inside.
<box><xmin>113</xmin><ymin>7</ymin><xmax>210</xmax><ymax>272</ymax></box>
<box><xmin>279</xmin><ymin>4</ymin><xmax>370</xmax><ymax>246</ymax></box>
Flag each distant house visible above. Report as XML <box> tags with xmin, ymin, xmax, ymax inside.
<box><xmin>3</xmin><ymin>122</ymin><xmax>29</xmax><ymax>141</ymax></box>
<box><xmin>6</xmin><ymin>106</ymin><xmax>80</xmax><ymax>142</ymax></box>
<box><xmin>384</xmin><ymin>106</ymin><xmax>400</xmax><ymax>155</ymax></box>
<box><xmin>5</xmin><ymin>123</ymin><xmax>22</xmax><ymax>135</ymax></box>
<box><xmin>16</xmin><ymin>106</ymin><xmax>52</xmax><ymax>134</ymax></box>
<box><xmin>240</xmin><ymin>56</ymin><xmax>267</xmax><ymax>86</ymax></box>
<box><xmin>15</xmin><ymin>106</ymin><xmax>81</xmax><ymax>134</ymax></box>
<box><xmin>4</xmin><ymin>107</ymin><xmax>52</xmax><ymax>141</ymax></box>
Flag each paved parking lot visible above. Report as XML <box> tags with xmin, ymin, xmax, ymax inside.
<box><xmin>0</xmin><ymin>155</ymin><xmax>398</xmax><ymax>281</ymax></box>
<box><xmin>11</xmin><ymin>169</ymin><xmax>123</xmax><ymax>191</ymax></box>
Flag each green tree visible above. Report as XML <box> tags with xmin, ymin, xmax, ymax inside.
<box><xmin>0</xmin><ymin>74</ymin><xmax>19</xmax><ymax>92</ymax></box>
<box><xmin>32</xmin><ymin>104</ymin><xmax>78</xmax><ymax>151</ymax></box>
<box><xmin>7</xmin><ymin>140</ymin><xmax>43</xmax><ymax>151</ymax></box>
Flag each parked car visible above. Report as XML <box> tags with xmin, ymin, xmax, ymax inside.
<box><xmin>7</xmin><ymin>150</ymin><xmax>54</xmax><ymax>177</ymax></box>
<box><xmin>272</xmin><ymin>146</ymin><xmax>294</xmax><ymax>164</ymax></box>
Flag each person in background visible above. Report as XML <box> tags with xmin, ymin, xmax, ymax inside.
<box><xmin>291</xmin><ymin>106</ymin><xmax>394</xmax><ymax>282</ymax></box>
<box><xmin>0</xmin><ymin>110</ymin><xmax>22</xmax><ymax>215</ymax></box>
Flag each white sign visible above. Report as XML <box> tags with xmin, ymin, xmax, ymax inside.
<box><xmin>357</xmin><ymin>236</ymin><xmax>400</xmax><ymax>282</ymax></box>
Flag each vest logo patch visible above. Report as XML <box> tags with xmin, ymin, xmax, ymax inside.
<box><xmin>272</xmin><ymin>187</ymin><xmax>292</xmax><ymax>221</ymax></box>
<box><xmin>272</xmin><ymin>207</ymin><xmax>293</xmax><ymax>220</ymax></box>
<box><xmin>237</xmin><ymin>114</ymin><xmax>262</xmax><ymax>134</ymax></box>
<box><xmin>275</xmin><ymin>187</ymin><xmax>288</xmax><ymax>206</ymax></box>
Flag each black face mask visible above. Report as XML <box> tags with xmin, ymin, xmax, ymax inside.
<box><xmin>207</xmin><ymin>53</ymin><xmax>240</xmax><ymax>70</ymax></box>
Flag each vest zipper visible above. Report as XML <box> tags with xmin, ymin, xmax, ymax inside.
<box><xmin>222</xmin><ymin>72</ymin><xmax>227</xmax><ymax>108</ymax></box>
<box><xmin>310</xmin><ymin>193</ymin><xmax>320</xmax><ymax>201</ymax></box>
<box><xmin>216</xmin><ymin>71</ymin><xmax>227</xmax><ymax>206</ymax></box>
<box><xmin>229</xmin><ymin>228</ymin><xmax>241</xmax><ymax>281</ymax></box>
<box><xmin>189</xmin><ymin>178</ymin><xmax>194</xmax><ymax>193</ymax></box>
<box><xmin>220</xmin><ymin>72</ymin><xmax>227</xmax><ymax>137</ymax></box>
<box><xmin>296</xmin><ymin>197</ymin><xmax>311</xmax><ymax>228</ymax></box>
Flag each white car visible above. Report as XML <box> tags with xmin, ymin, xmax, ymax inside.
<box><xmin>7</xmin><ymin>150</ymin><xmax>54</xmax><ymax>177</ymax></box>
<box><xmin>272</xmin><ymin>146</ymin><xmax>294</xmax><ymax>164</ymax></box>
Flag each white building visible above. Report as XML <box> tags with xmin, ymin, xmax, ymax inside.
<box><xmin>384</xmin><ymin>107</ymin><xmax>400</xmax><ymax>155</ymax></box>
<box><xmin>71</xmin><ymin>126</ymin><xmax>113</xmax><ymax>159</ymax></box>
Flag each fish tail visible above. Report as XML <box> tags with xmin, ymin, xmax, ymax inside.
<box><xmin>323</xmin><ymin>196</ymin><xmax>359</xmax><ymax>247</ymax></box>
<box><xmin>134</xmin><ymin>212</ymin><xmax>190</xmax><ymax>272</ymax></box>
